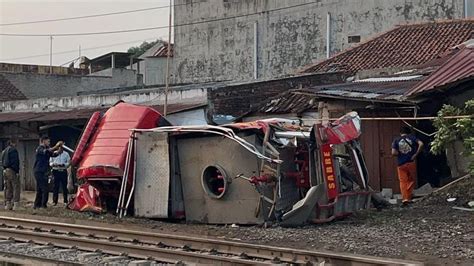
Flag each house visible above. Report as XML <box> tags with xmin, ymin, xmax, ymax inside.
<box><xmin>0</xmin><ymin>52</ymin><xmax>142</xmax><ymax>100</ymax></box>
<box><xmin>173</xmin><ymin>0</ymin><xmax>469</xmax><ymax>83</ymax></box>
<box><xmin>137</xmin><ymin>42</ymin><xmax>173</xmax><ymax>85</ymax></box>
<box><xmin>244</xmin><ymin>19</ymin><xmax>473</xmax><ymax>192</ymax></box>
<box><xmin>405</xmin><ymin>42</ymin><xmax>474</xmax><ymax>178</ymax></box>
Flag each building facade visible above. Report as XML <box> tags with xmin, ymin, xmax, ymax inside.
<box><xmin>173</xmin><ymin>0</ymin><xmax>468</xmax><ymax>83</ymax></box>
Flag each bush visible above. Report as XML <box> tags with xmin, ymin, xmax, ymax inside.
<box><xmin>431</xmin><ymin>100</ymin><xmax>474</xmax><ymax>174</ymax></box>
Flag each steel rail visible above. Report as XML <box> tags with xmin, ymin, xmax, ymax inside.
<box><xmin>0</xmin><ymin>249</ymin><xmax>79</xmax><ymax>265</ymax></box>
<box><xmin>0</xmin><ymin>216</ymin><xmax>422</xmax><ymax>265</ymax></box>
<box><xmin>0</xmin><ymin>228</ymin><xmax>267</xmax><ymax>265</ymax></box>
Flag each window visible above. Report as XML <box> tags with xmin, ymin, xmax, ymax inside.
<box><xmin>348</xmin><ymin>35</ymin><xmax>361</xmax><ymax>44</ymax></box>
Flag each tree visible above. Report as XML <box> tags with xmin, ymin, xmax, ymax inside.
<box><xmin>127</xmin><ymin>39</ymin><xmax>163</xmax><ymax>58</ymax></box>
<box><xmin>431</xmin><ymin>99</ymin><xmax>474</xmax><ymax>174</ymax></box>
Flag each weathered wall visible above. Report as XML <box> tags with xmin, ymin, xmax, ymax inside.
<box><xmin>144</xmin><ymin>58</ymin><xmax>168</xmax><ymax>85</ymax></box>
<box><xmin>1</xmin><ymin>68</ymin><xmax>139</xmax><ymax>99</ymax></box>
<box><xmin>0</xmin><ymin>85</ymin><xmax>207</xmax><ymax>113</ymax></box>
<box><xmin>173</xmin><ymin>0</ymin><xmax>465</xmax><ymax>83</ymax></box>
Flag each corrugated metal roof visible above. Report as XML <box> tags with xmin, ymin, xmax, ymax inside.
<box><xmin>257</xmin><ymin>92</ymin><xmax>317</xmax><ymax>114</ymax></box>
<box><xmin>0</xmin><ymin>103</ymin><xmax>205</xmax><ymax>123</ymax></box>
<box><xmin>254</xmin><ymin>80</ymin><xmax>417</xmax><ymax>114</ymax></box>
<box><xmin>406</xmin><ymin>46</ymin><xmax>474</xmax><ymax>96</ymax></box>
<box><xmin>139</xmin><ymin>43</ymin><xmax>173</xmax><ymax>59</ymax></box>
<box><xmin>310</xmin><ymin>80</ymin><xmax>419</xmax><ymax>99</ymax></box>
<box><xmin>355</xmin><ymin>75</ymin><xmax>422</xmax><ymax>83</ymax></box>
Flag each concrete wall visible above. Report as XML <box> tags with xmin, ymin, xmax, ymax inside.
<box><xmin>144</xmin><ymin>58</ymin><xmax>168</xmax><ymax>85</ymax></box>
<box><xmin>1</xmin><ymin>68</ymin><xmax>140</xmax><ymax>99</ymax></box>
<box><xmin>173</xmin><ymin>0</ymin><xmax>465</xmax><ymax>83</ymax></box>
<box><xmin>0</xmin><ymin>86</ymin><xmax>207</xmax><ymax>113</ymax></box>
<box><xmin>130</xmin><ymin>58</ymin><xmax>168</xmax><ymax>85</ymax></box>
<box><xmin>166</xmin><ymin>108</ymin><xmax>208</xmax><ymax>125</ymax></box>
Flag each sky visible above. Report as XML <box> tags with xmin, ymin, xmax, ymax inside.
<box><xmin>0</xmin><ymin>0</ymin><xmax>172</xmax><ymax>66</ymax></box>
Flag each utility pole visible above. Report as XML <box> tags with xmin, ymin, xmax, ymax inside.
<box><xmin>164</xmin><ymin>0</ymin><xmax>172</xmax><ymax>117</ymax></box>
<box><xmin>49</xmin><ymin>35</ymin><xmax>53</xmax><ymax>73</ymax></box>
<box><xmin>79</xmin><ymin>45</ymin><xmax>81</xmax><ymax>57</ymax></box>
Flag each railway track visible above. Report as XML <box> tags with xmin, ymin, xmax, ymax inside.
<box><xmin>0</xmin><ymin>215</ymin><xmax>422</xmax><ymax>265</ymax></box>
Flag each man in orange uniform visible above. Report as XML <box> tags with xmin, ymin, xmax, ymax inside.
<box><xmin>391</xmin><ymin>127</ymin><xmax>424</xmax><ymax>206</ymax></box>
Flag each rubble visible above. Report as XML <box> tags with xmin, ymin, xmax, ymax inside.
<box><xmin>413</xmin><ymin>183</ymin><xmax>434</xmax><ymax>197</ymax></box>
<box><xmin>419</xmin><ymin>175</ymin><xmax>473</xmax><ymax>207</ymax></box>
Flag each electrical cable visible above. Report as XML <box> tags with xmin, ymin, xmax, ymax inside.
<box><xmin>0</xmin><ymin>36</ymin><xmax>166</xmax><ymax>61</ymax></box>
<box><xmin>0</xmin><ymin>2</ymin><xmax>188</xmax><ymax>26</ymax></box>
<box><xmin>60</xmin><ymin>57</ymin><xmax>80</xmax><ymax>67</ymax></box>
<box><xmin>0</xmin><ymin>1</ymin><xmax>322</xmax><ymax>37</ymax></box>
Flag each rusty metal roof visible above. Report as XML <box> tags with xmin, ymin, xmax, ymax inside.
<box><xmin>300</xmin><ymin>19</ymin><xmax>474</xmax><ymax>74</ymax></box>
<box><xmin>0</xmin><ymin>103</ymin><xmax>205</xmax><ymax>123</ymax></box>
<box><xmin>255</xmin><ymin>80</ymin><xmax>418</xmax><ymax>114</ymax></box>
<box><xmin>257</xmin><ymin>91</ymin><xmax>318</xmax><ymax>114</ymax></box>
<box><xmin>405</xmin><ymin>46</ymin><xmax>474</xmax><ymax>96</ymax></box>
<box><xmin>309</xmin><ymin>80</ymin><xmax>421</xmax><ymax>102</ymax></box>
<box><xmin>139</xmin><ymin>43</ymin><xmax>174</xmax><ymax>59</ymax></box>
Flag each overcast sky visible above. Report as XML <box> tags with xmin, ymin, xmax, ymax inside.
<box><xmin>0</xmin><ymin>0</ymin><xmax>172</xmax><ymax>66</ymax></box>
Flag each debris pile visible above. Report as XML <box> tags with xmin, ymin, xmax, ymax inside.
<box><xmin>419</xmin><ymin>175</ymin><xmax>473</xmax><ymax>209</ymax></box>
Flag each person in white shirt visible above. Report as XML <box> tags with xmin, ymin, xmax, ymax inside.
<box><xmin>49</xmin><ymin>146</ymin><xmax>70</xmax><ymax>206</ymax></box>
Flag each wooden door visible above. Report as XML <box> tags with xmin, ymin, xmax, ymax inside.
<box><xmin>378</xmin><ymin>121</ymin><xmax>403</xmax><ymax>193</ymax></box>
<box><xmin>359</xmin><ymin>120</ymin><xmax>403</xmax><ymax>192</ymax></box>
<box><xmin>19</xmin><ymin>140</ymin><xmax>38</xmax><ymax>191</ymax></box>
<box><xmin>359</xmin><ymin>121</ymin><xmax>381</xmax><ymax>190</ymax></box>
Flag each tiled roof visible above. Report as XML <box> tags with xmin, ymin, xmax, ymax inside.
<box><xmin>405</xmin><ymin>45</ymin><xmax>474</xmax><ymax>96</ymax></box>
<box><xmin>0</xmin><ymin>74</ymin><xmax>27</xmax><ymax>101</ymax></box>
<box><xmin>300</xmin><ymin>19</ymin><xmax>474</xmax><ymax>74</ymax></box>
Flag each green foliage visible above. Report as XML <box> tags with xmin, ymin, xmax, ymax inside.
<box><xmin>127</xmin><ymin>39</ymin><xmax>163</xmax><ymax>58</ymax></box>
<box><xmin>431</xmin><ymin>100</ymin><xmax>474</xmax><ymax>173</ymax></box>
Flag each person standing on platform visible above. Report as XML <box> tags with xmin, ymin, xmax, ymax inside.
<box><xmin>1</xmin><ymin>138</ymin><xmax>20</xmax><ymax>210</ymax></box>
<box><xmin>33</xmin><ymin>136</ymin><xmax>63</xmax><ymax>209</ymax></box>
<box><xmin>49</xmin><ymin>146</ymin><xmax>70</xmax><ymax>206</ymax></box>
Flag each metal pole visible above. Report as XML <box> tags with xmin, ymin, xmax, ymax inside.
<box><xmin>253</xmin><ymin>21</ymin><xmax>258</xmax><ymax>80</ymax></box>
<box><xmin>49</xmin><ymin>36</ymin><xmax>53</xmax><ymax>73</ymax></box>
<box><xmin>164</xmin><ymin>0</ymin><xmax>172</xmax><ymax>117</ymax></box>
<box><xmin>124</xmin><ymin>132</ymin><xmax>138</xmax><ymax>217</ymax></box>
<box><xmin>326</xmin><ymin>13</ymin><xmax>330</xmax><ymax>58</ymax></box>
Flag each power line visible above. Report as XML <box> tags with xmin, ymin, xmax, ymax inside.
<box><xmin>0</xmin><ymin>0</ymin><xmax>240</xmax><ymax>27</ymax></box>
<box><xmin>0</xmin><ymin>37</ymin><xmax>164</xmax><ymax>61</ymax></box>
<box><xmin>0</xmin><ymin>1</ymin><xmax>321</xmax><ymax>37</ymax></box>
<box><xmin>0</xmin><ymin>3</ymin><xmax>173</xmax><ymax>26</ymax></box>
<box><xmin>60</xmin><ymin>56</ymin><xmax>80</xmax><ymax>67</ymax></box>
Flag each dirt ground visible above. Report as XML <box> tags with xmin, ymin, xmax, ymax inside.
<box><xmin>1</xmin><ymin>177</ymin><xmax>473</xmax><ymax>265</ymax></box>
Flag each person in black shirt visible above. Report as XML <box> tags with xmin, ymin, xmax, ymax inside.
<box><xmin>33</xmin><ymin>136</ymin><xmax>63</xmax><ymax>209</ymax></box>
<box><xmin>1</xmin><ymin>138</ymin><xmax>20</xmax><ymax>210</ymax></box>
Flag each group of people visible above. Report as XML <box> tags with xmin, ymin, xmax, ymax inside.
<box><xmin>1</xmin><ymin>136</ymin><xmax>70</xmax><ymax>210</ymax></box>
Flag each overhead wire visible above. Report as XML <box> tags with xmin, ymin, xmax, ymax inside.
<box><xmin>0</xmin><ymin>36</ymin><xmax>166</xmax><ymax>61</ymax></box>
<box><xmin>0</xmin><ymin>1</ymin><xmax>322</xmax><ymax>37</ymax></box>
<box><xmin>0</xmin><ymin>1</ymin><xmax>192</xmax><ymax>26</ymax></box>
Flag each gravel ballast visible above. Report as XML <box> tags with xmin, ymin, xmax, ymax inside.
<box><xmin>0</xmin><ymin>176</ymin><xmax>472</xmax><ymax>265</ymax></box>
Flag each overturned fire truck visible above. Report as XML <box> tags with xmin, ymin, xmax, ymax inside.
<box><xmin>70</xmin><ymin>102</ymin><xmax>373</xmax><ymax>225</ymax></box>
